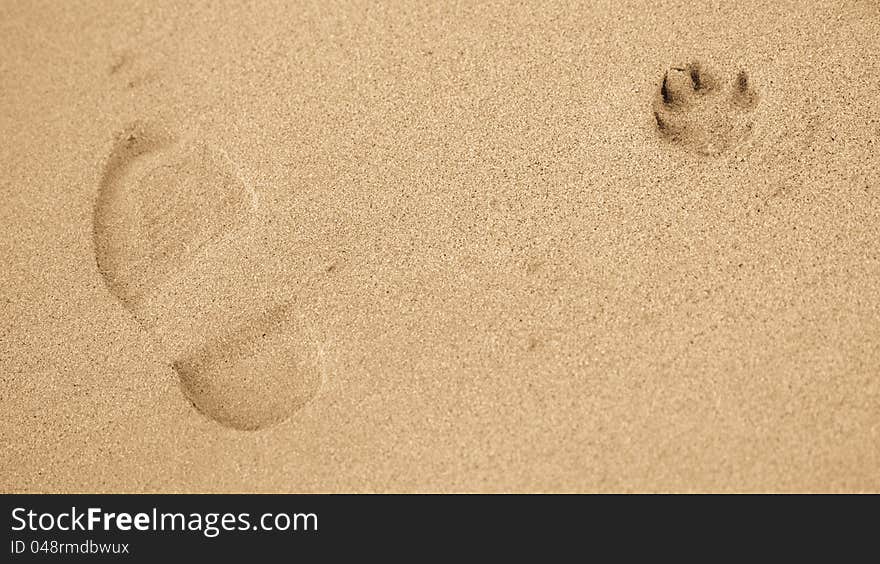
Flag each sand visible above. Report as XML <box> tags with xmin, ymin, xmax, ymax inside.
<box><xmin>1</xmin><ymin>0</ymin><xmax>878</xmax><ymax>493</ymax></box>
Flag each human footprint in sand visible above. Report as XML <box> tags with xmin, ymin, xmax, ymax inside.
<box><xmin>93</xmin><ymin>121</ymin><xmax>323</xmax><ymax>430</ymax></box>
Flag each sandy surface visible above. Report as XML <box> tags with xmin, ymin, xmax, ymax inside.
<box><xmin>1</xmin><ymin>0</ymin><xmax>878</xmax><ymax>492</ymax></box>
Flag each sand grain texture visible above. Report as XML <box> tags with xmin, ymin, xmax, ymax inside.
<box><xmin>1</xmin><ymin>0</ymin><xmax>879</xmax><ymax>492</ymax></box>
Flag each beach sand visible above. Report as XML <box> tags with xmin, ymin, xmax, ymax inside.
<box><xmin>1</xmin><ymin>0</ymin><xmax>878</xmax><ymax>492</ymax></box>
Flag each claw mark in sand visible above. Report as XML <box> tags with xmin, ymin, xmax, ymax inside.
<box><xmin>652</xmin><ymin>62</ymin><xmax>759</xmax><ymax>156</ymax></box>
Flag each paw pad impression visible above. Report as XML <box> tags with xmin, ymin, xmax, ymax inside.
<box><xmin>653</xmin><ymin>62</ymin><xmax>759</xmax><ymax>156</ymax></box>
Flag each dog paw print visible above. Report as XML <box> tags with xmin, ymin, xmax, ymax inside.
<box><xmin>652</xmin><ymin>62</ymin><xmax>759</xmax><ymax>156</ymax></box>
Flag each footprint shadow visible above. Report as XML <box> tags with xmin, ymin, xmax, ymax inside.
<box><xmin>93</xmin><ymin>121</ymin><xmax>322</xmax><ymax>431</ymax></box>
